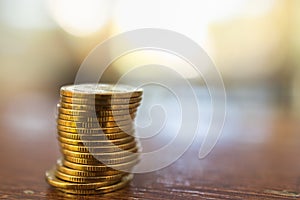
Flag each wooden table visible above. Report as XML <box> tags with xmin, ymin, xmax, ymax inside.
<box><xmin>0</xmin><ymin>90</ymin><xmax>299</xmax><ymax>199</ymax></box>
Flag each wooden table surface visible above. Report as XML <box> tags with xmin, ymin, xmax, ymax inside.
<box><xmin>0</xmin><ymin>90</ymin><xmax>299</xmax><ymax>200</ymax></box>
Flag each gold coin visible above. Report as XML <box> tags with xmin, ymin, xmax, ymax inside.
<box><xmin>96</xmin><ymin>173</ymin><xmax>133</xmax><ymax>192</ymax></box>
<box><xmin>57</xmin><ymin>165</ymin><xmax>122</xmax><ymax>177</ymax></box>
<box><xmin>61</xmin><ymin>96</ymin><xmax>142</xmax><ymax>105</ymax></box>
<box><xmin>57</xmin><ymin>119</ymin><xmax>132</xmax><ymax>128</ymax></box>
<box><xmin>58</xmin><ymin>106</ymin><xmax>137</xmax><ymax>117</ymax></box>
<box><xmin>57</xmin><ymin>124</ymin><xmax>133</xmax><ymax>134</ymax></box>
<box><xmin>58</xmin><ymin>113</ymin><xmax>135</xmax><ymax>123</ymax></box>
<box><xmin>45</xmin><ymin>84</ymin><xmax>142</xmax><ymax>193</ymax></box>
<box><xmin>59</xmin><ymin>140</ymin><xmax>138</xmax><ymax>153</ymax></box>
<box><xmin>58</xmin><ymin>135</ymin><xmax>135</xmax><ymax>146</ymax></box>
<box><xmin>57</xmin><ymin>130</ymin><xmax>133</xmax><ymax>141</ymax></box>
<box><xmin>45</xmin><ymin>168</ymin><xmax>118</xmax><ymax>190</ymax></box>
<box><xmin>56</xmin><ymin>161</ymin><xmax>122</xmax><ymax>177</ymax></box>
<box><xmin>60</xmin><ymin>84</ymin><xmax>143</xmax><ymax>99</ymax></box>
<box><xmin>59</xmin><ymin>102</ymin><xmax>141</xmax><ymax>111</ymax></box>
<box><xmin>56</xmin><ymin>174</ymin><xmax>133</xmax><ymax>194</ymax></box>
<box><xmin>61</xmin><ymin>158</ymin><xmax>139</xmax><ymax>172</ymax></box>
<box><xmin>55</xmin><ymin>169</ymin><xmax>126</xmax><ymax>183</ymax></box>
<box><xmin>64</xmin><ymin>153</ymin><xmax>139</xmax><ymax>165</ymax></box>
<box><xmin>61</xmin><ymin>146</ymin><xmax>138</xmax><ymax>159</ymax></box>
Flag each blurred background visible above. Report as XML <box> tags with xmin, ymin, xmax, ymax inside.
<box><xmin>0</xmin><ymin>0</ymin><xmax>299</xmax><ymax>142</ymax></box>
<box><xmin>1</xmin><ymin>1</ymin><xmax>300</xmax><ymax>197</ymax></box>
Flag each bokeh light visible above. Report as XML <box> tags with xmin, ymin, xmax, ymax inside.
<box><xmin>48</xmin><ymin>0</ymin><xmax>111</xmax><ymax>37</ymax></box>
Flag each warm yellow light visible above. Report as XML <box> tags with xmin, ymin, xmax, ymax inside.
<box><xmin>112</xmin><ymin>50</ymin><xmax>200</xmax><ymax>79</ymax></box>
<box><xmin>111</xmin><ymin>0</ymin><xmax>276</xmax><ymax>79</ymax></box>
<box><xmin>113</xmin><ymin>0</ymin><xmax>276</xmax><ymax>46</ymax></box>
<box><xmin>48</xmin><ymin>0</ymin><xmax>110</xmax><ymax>37</ymax></box>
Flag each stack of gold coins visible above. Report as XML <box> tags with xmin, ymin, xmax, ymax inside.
<box><xmin>45</xmin><ymin>84</ymin><xmax>142</xmax><ymax>194</ymax></box>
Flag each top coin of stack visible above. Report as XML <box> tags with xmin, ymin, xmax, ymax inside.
<box><xmin>45</xmin><ymin>83</ymin><xmax>143</xmax><ymax>195</ymax></box>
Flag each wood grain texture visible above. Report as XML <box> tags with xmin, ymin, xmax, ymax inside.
<box><xmin>0</xmin><ymin>91</ymin><xmax>299</xmax><ymax>200</ymax></box>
